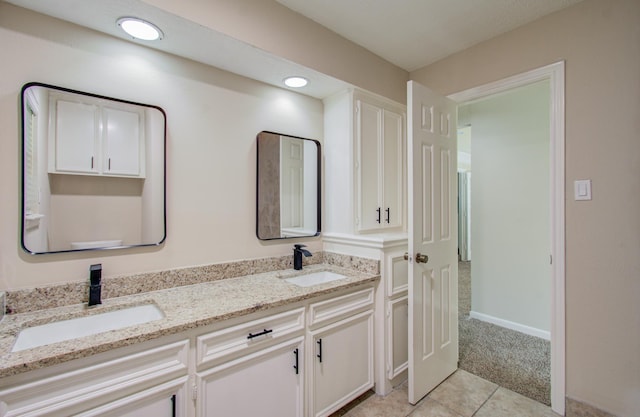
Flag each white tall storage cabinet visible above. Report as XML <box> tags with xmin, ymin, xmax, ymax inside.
<box><xmin>355</xmin><ymin>92</ymin><xmax>405</xmax><ymax>232</ymax></box>
<box><xmin>324</xmin><ymin>88</ymin><xmax>409</xmax><ymax>396</ymax></box>
<box><xmin>324</xmin><ymin>89</ymin><xmax>406</xmax><ymax>236</ymax></box>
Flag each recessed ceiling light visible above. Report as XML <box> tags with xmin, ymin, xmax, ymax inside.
<box><xmin>284</xmin><ymin>76</ymin><xmax>308</xmax><ymax>88</ymax></box>
<box><xmin>117</xmin><ymin>17</ymin><xmax>163</xmax><ymax>41</ymax></box>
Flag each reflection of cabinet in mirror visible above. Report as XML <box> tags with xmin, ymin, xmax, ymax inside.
<box><xmin>49</xmin><ymin>93</ymin><xmax>145</xmax><ymax>178</ymax></box>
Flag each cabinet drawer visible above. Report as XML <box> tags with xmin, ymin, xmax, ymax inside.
<box><xmin>0</xmin><ymin>339</ymin><xmax>189</xmax><ymax>417</ymax></box>
<box><xmin>308</xmin><ymin>287</ymin><xmax>374</xmax><ymax>328</ymax></box>
<box><xmin>196</xmin><ymin>307</ymin><xmax>305</xmax><ymax>368</ymax></box>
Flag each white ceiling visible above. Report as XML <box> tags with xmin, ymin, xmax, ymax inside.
<box><xmin>276</xmin><ymin>0</ymin><xmax>583</xmax><ymax>71</ymax></box>
<box><xmin>4</xmin><ymin>0</ymin><xmax>582</xmax><ymax>98</ymax></box>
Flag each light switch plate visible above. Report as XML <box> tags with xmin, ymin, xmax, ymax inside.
<box><xmin>574</xmin><ymin>179</ymin><xmax>592</xmax><ymax>201</ymax></box>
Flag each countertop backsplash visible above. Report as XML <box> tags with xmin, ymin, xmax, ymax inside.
<box><xmin>4</xmin><ymin>251</ymin><xmax>379</xmax><ymax>315</ymax></box>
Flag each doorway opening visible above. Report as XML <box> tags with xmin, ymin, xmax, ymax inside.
<box><xmin>449</xmin><ymin>62</ymin><xmax>565</xmax><ymax>415</ymax></box>
<box><xmin>456</xmin><ymin>79</ymin><xmax>551</xmax><ymax>405</ymax></box>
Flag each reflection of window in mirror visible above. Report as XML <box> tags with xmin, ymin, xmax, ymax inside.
<box><xmin>23</xmin><ymin>89</ymin><xmax>43</xmax><ymax>228</ymax></box>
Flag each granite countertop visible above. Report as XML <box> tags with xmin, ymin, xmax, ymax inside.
<box><xmin>0</xmin><ymin>264</ymin><xmax>378</xmax><ymax>379</ymax></box>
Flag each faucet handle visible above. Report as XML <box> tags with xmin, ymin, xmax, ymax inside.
<box><xmin>294</xmin><ymin>244</ymin><xmax>307</xmax><ymax>250</ymax></box>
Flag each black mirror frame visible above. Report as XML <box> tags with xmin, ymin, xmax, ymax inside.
<box><xmin>256</xmin><ymin>130</ymin><xmax>321</xmax><ymax>241</ymax></box>
<box><xmin>20</xmin><ymin>82</ymin><xmax>167</xmax><ymax>255</ymax></box>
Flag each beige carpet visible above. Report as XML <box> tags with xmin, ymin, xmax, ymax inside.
<box><xmin>457</xmin><ymin>261</ymin><xmax>551</xmax><ymax>406</ymax></box>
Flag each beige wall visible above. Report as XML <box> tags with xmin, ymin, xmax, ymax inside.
<box><xmin>0</xmin><ymin>3</ymin><xmax>323</xmax><ymax>289</ymax></box>
<box><xmin>143</xmin><ymin>0</ymin><xmax>409</xmax><ymax>103</ymax></box>
<box><xmin>411</xmin><ymin>0</ymin><xmax>640</xmax><ymax>414</ymax></box>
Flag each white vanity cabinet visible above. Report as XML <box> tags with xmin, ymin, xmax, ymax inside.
<box><xmin>194</xmin><ymin>307</ymin><xmax>306</xmax><ymax>417</ymax></box>
<box><xmin>307</xmin><ymin>287</ymin><xmax>375</xmax><ymax>417</ymax></box>
<box><xmin>49</xmin><ymin>94</ymin><xmax>146</xmax><ymax>178</ymax></box>
<box><xmin>384</xmin><ymin>248</ymin><xmax>409</xmax><ymax>384</ymax></box>
<box><xmin>322</xmin><ymin>235</ymin><xmax>409</xmax><ymax>397</ymax></box>
<box><xmin>0</xmin><ymin>283</ymin><xmax>378</xmax><ymax>417</ymax></box>
<box><xmin>0</xmin><ymin>337</ymin><xmax>189</xmax><ymax>417</ymax></box>
<box><xmin>354</xmin><ymin>91</ymin><xmax>406</xmax><ymax>232</ymax></box>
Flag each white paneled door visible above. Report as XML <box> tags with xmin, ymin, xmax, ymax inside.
<box><xmin>407</xmin><ymin>81</ymin><xmax>459</xmax><ymax>404</ymax></box>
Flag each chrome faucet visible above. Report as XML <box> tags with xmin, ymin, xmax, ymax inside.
<box><xmin>293</xmin><ymin>244</ymin><xmax>312</xmax><ymax>270</ymax></box>
<box><xmin>88</xmin><ymin>264</ymin><xmax>102</xmax><ymax>306</ymax></box>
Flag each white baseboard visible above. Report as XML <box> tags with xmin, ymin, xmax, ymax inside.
<box><xmin>469</xmin><ymin>311</ymin><xmax>551</xmax><ymax>341</ymax></box>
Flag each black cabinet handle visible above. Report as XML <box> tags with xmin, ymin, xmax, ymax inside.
<box><xmin>293</xmin><ymin>348</ymin><xmax>299</xmax><ymax>374</ymax></box>
<box><xmin>171</xmin><ymin>394</ymin><xmax>176</xmax><ymax>417</ymax></box>
<box><xmin>317</xmin><ymin>339</ymin><xmax>323</xmax><ymax>363</ymax></box>
<box><xmin>376</xmin><ymin>207</ymin><xmax>381</xmax><ymax>223</ymax></box>
<box><xmin>385</xmin><ymin>207</ymin><xmax>390</xmax><ymax>223</ymax></box>
<box><xmin>247</xmin><ymin>328</ymin><xmax>273</xmax><ymax>339</ymax></box>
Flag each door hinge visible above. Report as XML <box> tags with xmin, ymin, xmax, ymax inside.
<box><xmin>192</xmin><ymin>381</ymin><xmax>198</xmax><ymax>401</ymax></box>
<box><xmin>550</xmin><ymin>254</ymin><xmax>553</xmax><ymax>265</ymax></box>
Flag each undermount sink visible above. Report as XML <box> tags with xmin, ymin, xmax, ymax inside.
<box><xmin>11</xmin><ymin>304</ymin><xmax>164</xmax><ymax>352</ymax></box>
<box><xmin>284</xmin><ymin>271</ymin><xmax>347</xmax><ymax>287</ymax></box>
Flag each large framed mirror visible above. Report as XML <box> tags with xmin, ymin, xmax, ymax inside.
<box><xmin>21</xmin><ymin>82</ymin><xmax>166</xmax><ymax>254</ymax></box>
<box><xmin>256</xmin><ymin>131</ymin><xmax>321</xmax><ymax>240</ymax></box>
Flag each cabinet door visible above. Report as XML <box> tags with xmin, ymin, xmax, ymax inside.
<box><xmin>54</xmin><ymin>99</ymin><xmax>99</xmax><ymax>173</ymax></box>
<box><xmin>310</xmin><ymin>310</ymin><xmax>374</xmax><ymax>417</ymax></box>
<box><xmin>356</xmin><ymin>99</ymin><xmax>382</xmax><ymax>231</ymax></box>
<box><xmin>75</xmin><ymin>377</ymin><xmax>187</xmax><ymax>417</ymax></box>
<box><xmin>103</xmin><ymin>107</ymin><xmax>143</xmax><ymax>176</ymax></box>
<box><xmin>382</xmin><ymin>109</ymin><xmax>405</xmax><ymax>229</ymax></box>
<box><xmin>387</xmin><ymin>296</ymin><xmax>409</xmax><ymax>379</ymax></box>
<box><xmin>198</xmin><ymin>337</ymin><xmax>304</xmax><ymax>417</ymax></box>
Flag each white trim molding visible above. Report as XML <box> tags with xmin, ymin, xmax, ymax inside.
<box><xmin>469</xmin><ymin>311</ymin><xmax>551</xmax><ymax>340</ymax></box>
<box><xmin>449</xmin><ymin>61</ymin><xmax>566</xmax><ymax>416</ymax></box>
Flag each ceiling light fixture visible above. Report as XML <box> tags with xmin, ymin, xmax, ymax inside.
<box><xmin>117</xmin><ymin>17</ymin><xmax>163</xmax><ymax>41</ymax></box>
<box><xmin>283</xmin><ymin>76</ymin><xmax>308</xmax><ymax>88</ymax></box>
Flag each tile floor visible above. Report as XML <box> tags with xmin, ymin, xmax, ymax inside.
<box><xmin>331</xmin><ymin>370</ymin><xmax>560</xmax><ymax>417</ymax></box>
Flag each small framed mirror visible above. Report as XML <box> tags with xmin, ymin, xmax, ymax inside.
<box><xmin>256</xmin><ymin>131</ymin><xmax>321</xmax><ymax>240</ymax></box>
<box><xmin>21</xmin><ymin>82</ymin><xmax>166</xmax><ymax>254</ymax></box>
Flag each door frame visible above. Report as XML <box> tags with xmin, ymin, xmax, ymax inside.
<box><xmin>448</xmin><ymin>61</ymin><xmax>565</xmax><ymax>415</ymax></box>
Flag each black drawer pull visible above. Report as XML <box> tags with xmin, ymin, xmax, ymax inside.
<box><xmin>247</xmin><ymin>328</ymin><xmax>273</xmax><ymax>339</ymax></box>
<box><xmin>317</xmin><ymin>338</ymin><xmax>323</xmax><ymax>363</ymax></box>
<box><xmin>293</xmin><ymin>348</ymin><xmax>299</xmax><ymax>374</ymax></box>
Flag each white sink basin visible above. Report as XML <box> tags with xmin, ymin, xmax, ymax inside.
<box><xmin>12</xmin><ymin>304</ymin><xmax>164</xmax><ymax>352</ymax></box>
<box><xmin>284</xmin><ymin>271</ymin><xmax>347</xmax><ymax>287</ymax></box>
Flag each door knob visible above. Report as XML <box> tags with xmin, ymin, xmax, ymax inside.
<box><xmin>415</xmin><ymin>253</ymin><xmax>429</xmax><ymax>264</ymax></box>
<box><xmin>416</xmin><ymin>252</ymin><xmax>429</xmax><ymax>264</ymax></box>
<box><xmin>404</xmin><ymin>252</ymin><xmax>428</xmax><ymax>263</ymax></box>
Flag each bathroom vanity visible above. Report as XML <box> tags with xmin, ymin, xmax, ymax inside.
<box><xmin>0</xmin><ymin>265</ymin><xmax>377</xmax><ymax>417</ymax></box>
